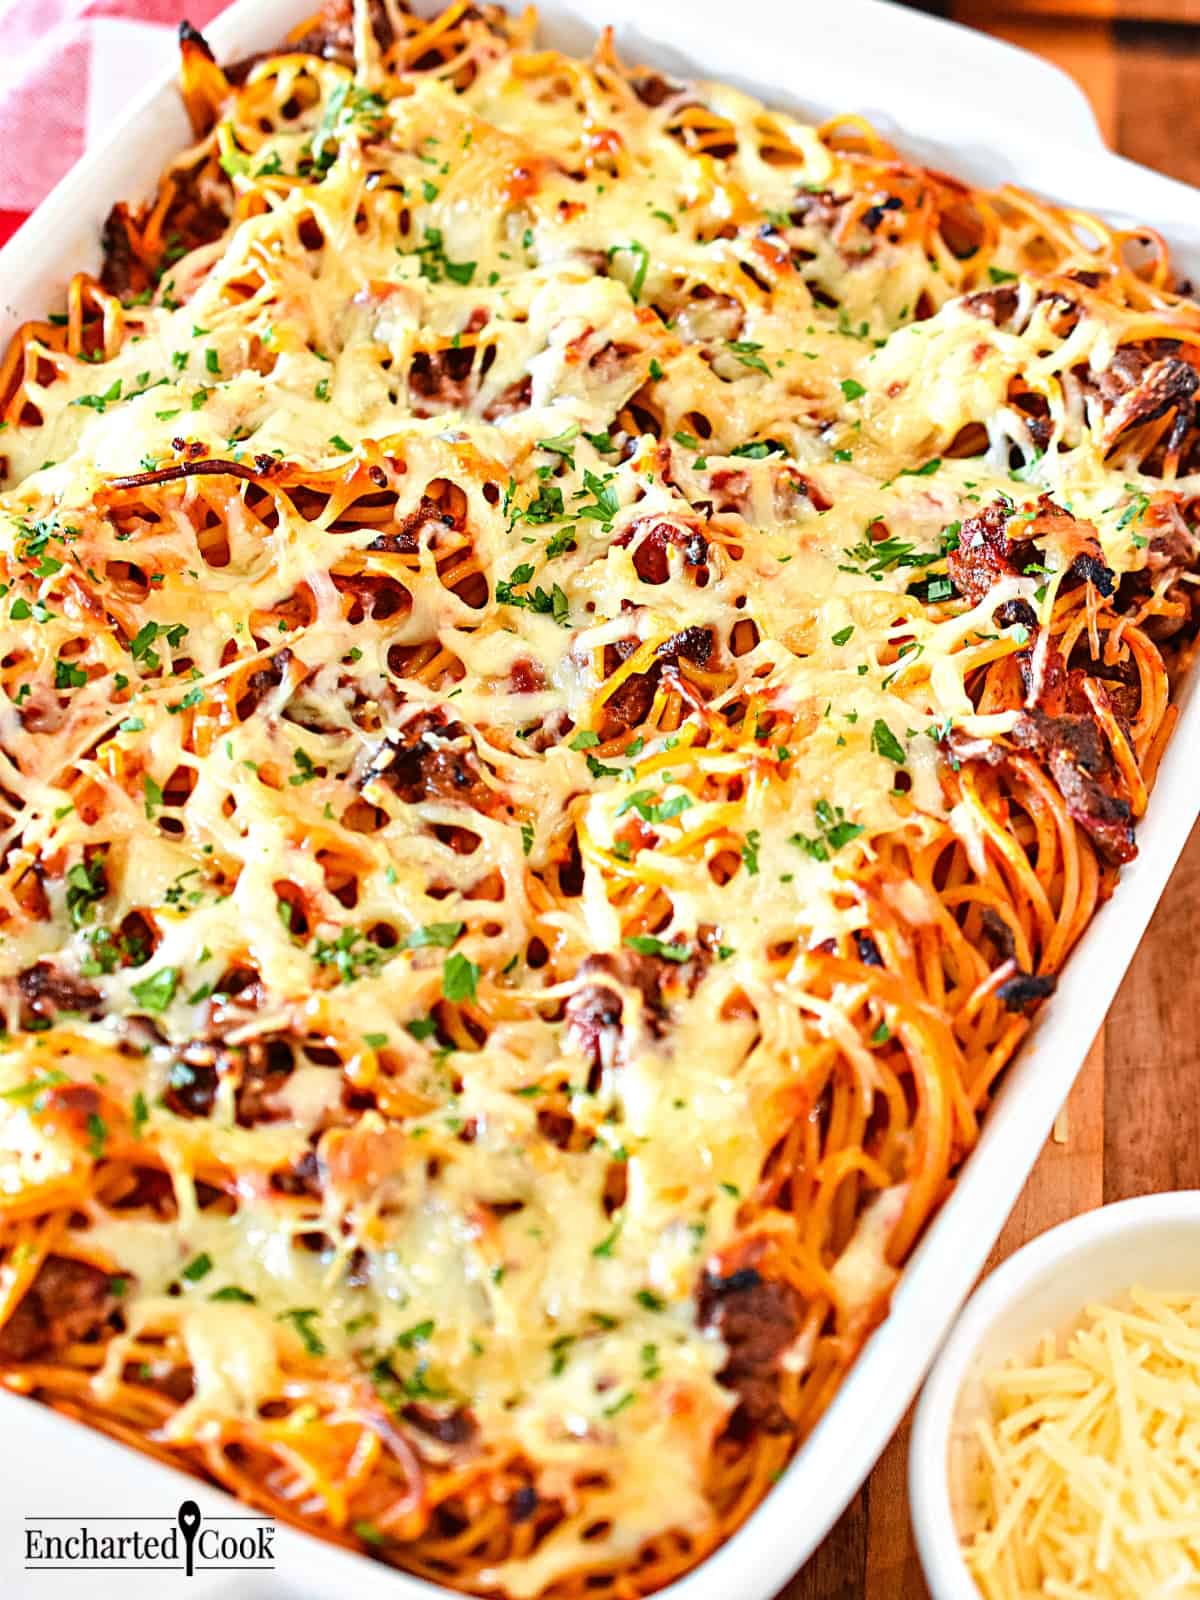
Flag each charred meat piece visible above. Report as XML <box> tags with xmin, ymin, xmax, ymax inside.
<box><xmin>948</xmin><ymin>501</ymin><xmax>1030</xmax><ymax>605</ymax></box>
<box><xmin>15</xmin><ymin>963</ymin><xmax>102</xmax><ymax>1028</ymax></box>
<box><xmin>564</xmin><ymin>949</ymin><xmax>673</xmax><ymax>1067</ymax></box>
<box><xmin>235</xmin><ymin>1036</ymin><xmax>297</xmax><ymax>1123</ymax></box>
<box><xmin>698</xmin><ymin>1264</ymin><xmax>802</xmax><ymax>1432</ymax></box>
<box><xmin>1026</xmin><ymin>500</ymin><xmax>1116</xmax><ymax>598</ymax></box>
<box><xmin>368</xmin><ymin>495</ymin><xmax>461</xmax><ymax>554</ymax></box>
<box><xmin>100</xmin><ymin>158</ymin><xmax>232</xmax><ymax>298</ymax></box>
<box><xmin>963</xmin><ymin>285</ymin><xmax>1020</xmax><ymax>327</ymax></box>
<box><xmin>272</xmin><ymin>1149</ymin><xmax>323</xmax><ymax>1198</ymax></box>
<box><xmin>481</xmin><ymin>376</ymin><xmax>532</xmax><ymax>420</ymax></box>
<box><xmin>862</xmin><ymin>195</ymin><xmax>904</xmax><ymax>232</ymax></box>
<box><xmin>603</xmin><ymin>655</ymin><xmax>657</xmax><ymax>734</ymax></box>
<box><xmin>1092</xmin><ymin>345</ymin><xmax>1198</xmax><ymax>452</ymax></box>
<box><xmin>995</xmin><ymin>971</ymin><xmax>1057</xmax><ymax>1013</ymax></box>
<box><xmin>1010</xmin><ymin>709</ymin><xmax>1136</xmax><ymax>863</ymax></box>
<box><xmin>993</xmin><ymin>598</ymin><xmax>1038</xmax><ymax>632</ymax></box>
<box><xmin>948</xmin><ymin>496</ymin><xmax>1114</xmax><ymax>606</ymax></box>
<box><xmin>853</xmin><ymin>931</ymin><xmax>884</xmax><ymax>968</ymax></box>
<box><xmin>564</xmin><ymin>965</ymin><xmax>627</xmax><ymax>1070</ymax></box>
<box><xmin>629</xmin><ymin>69</ymin><xmax>687</xmax><ymax>108</ymax></box>
<box><xmin>164</xmin><ymin>1035</ymin><xmax>296</xmax><ymax>1125</ymax></box>
<box><xmin>99</xmin><ymin>208</ymin><xmax>141</xmax><ymax>299</ymax></box>
<box><xmin>786</xmin><ymin>188</ymin><xmax>848</xmax><ymax>232</ymax></box>
<box><xmin>364</xmin><ymin>713</ymin><xmax>495</xmax><ymax>811</ymax></box>
<box><xmin>408</xmin><ymin>310</ymin><xmax>489</xmax><ymax>415</ymax></box>
<box><xmin>402</xmin><ymin>1404</ymin><xmax>477</xmax><ymax>1447</ymax></box>
<box><xmin>0</xmin><ymin>1256</ymin><xmax>118</xmax><ymax>1363</ymax></box>
<box><xmin>613</xmin><ymin>517</ymin><xmax>709</xmax><ymax>584</ymax></box>
<box><xmin>657</xmin><ymin>625</ymin><xmax>713</xmax><ymax>666</ymax></box>
<box><xmin>565</xmin><ymin>943</ymin><xmax>712</xmax><ymax>1069</ymax></box>
<box><xmin>236</xmin><ymin>647</ymin><xmax>294</xmax><ymax>719</ymax></box>
<box><xmin>509</xmin><ymin>1485</ymin><xmax>539</xmax><ymax>1522</ymax></box>
<box><xmin>600</xmin><ymin>628</ymin><xmax>716</xmax><ymax>735</ymax></box>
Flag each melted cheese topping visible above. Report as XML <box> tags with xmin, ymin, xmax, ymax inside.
<box><xmin>961</xmin><ymin>1289</ymin><xmax>1200</xmax><ymax>1598</ymax></box>
<box><xmin>0</xmin><ymin>8</ymin><xmax>1194</xmax><ymax>1590</ymax></box>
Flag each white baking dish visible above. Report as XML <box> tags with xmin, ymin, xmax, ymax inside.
<box><xmin>1</xmin><ymin>3</ymin><xmax>1197</xmax><ymax>1597</ymax></box>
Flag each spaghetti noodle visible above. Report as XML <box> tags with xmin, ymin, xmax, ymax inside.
<box><xmin>0</xmin><ymin>2</ymin><xmax>1197</xmax><ymax>1593</ymax></box>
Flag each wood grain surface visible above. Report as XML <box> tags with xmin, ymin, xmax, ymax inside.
<box><xmin>782</xmin><ymin>9</ymin><xmax>1200</xmax><ymax>1595</ymax></box>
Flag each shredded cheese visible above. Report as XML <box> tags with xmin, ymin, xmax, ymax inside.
<box><xmin>961</xmin><ymin>1288</ymin><xmax>1200</xmax><ymax>1598</ymax></box>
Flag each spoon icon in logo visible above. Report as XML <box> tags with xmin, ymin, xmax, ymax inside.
<box><xmin>177</xmin><ymin>1500</ymin><xmax>201</xmax><ymax>1577</ymax></box>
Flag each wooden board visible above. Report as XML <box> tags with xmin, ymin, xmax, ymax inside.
<box><xmin>782</xmin><ymin>10</ymin><xmax>1200</xmax><ymax>1594</ymax></box>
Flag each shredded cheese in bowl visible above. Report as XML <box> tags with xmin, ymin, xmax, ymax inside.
<box><xmin>961</xmin><ymin>1287</ymin><xmax>1200</xmax><ymax>1598</ymax></box>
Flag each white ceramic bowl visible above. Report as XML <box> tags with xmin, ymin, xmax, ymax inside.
<box><xmin>908</xmin><ymin>1190</ymin><xmax>1200</xmax><ymax>1600</ymax></box>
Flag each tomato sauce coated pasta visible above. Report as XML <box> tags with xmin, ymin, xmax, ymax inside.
<box><xmin>0</xmin><ymin>3</ymin><xmax>1197</xmax><ymax>1593</ymax></box>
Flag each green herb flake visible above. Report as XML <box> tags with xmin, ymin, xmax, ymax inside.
<box><xmin>442</xmin><ymin>951</ymin><xmax>480</xmax><ymax>1003</ymax></box>
<box><xmin>129</xmin><ymin>966</ymin><xmax>179</xmax><ymax>1013</ymax></box>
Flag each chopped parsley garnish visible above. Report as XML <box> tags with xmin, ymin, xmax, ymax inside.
<box><xmin>608</xmin><ymin>240</ymin><xmax>649</xmax><ymax>301</ymax></box>
<box><xmin>277</xmin><ymin>1306</ymin><xmax>326</xmax><ymax>1357</ymax></box>
<box><xmin>840</xmin><ymin>378</ymin><xmax>867</xmax><ymax>401</ymax></box>
<box><xmin>495</xmin><ymin>563</ymin><xmax>570</xmax><ymax>624</ymax></box>
<box><xmin>537</xmin><ymin>423</ymin><xmax>579</xmax><ymax>458</ymax></box>
<box><xmin>726</xmin><ymin>340</ymin><xmax>771</xmax><ymax>376</ymax></box>
<box><xmin>129</xmin><ymin>966</ymin><xmax>179</xmax><ymax>1013</ymax></box>
<box><xmin>127</xmin><ymin>619</ymin><xmax>187</xmax><ymax>672</ymax></box>
<box><xmin>575</xmin><ymin>470</ymin><xmax>619</xmax><ymax>526</ymax></box>
<box><xmin>623</xmin><ymin>934</ymin><xmax>689</xmax><ymax>963</ymax></box>
<box><xmin>1117</xmin><ymin>484</ymin><xmax>1150</xmax><ymax>538</ymax></box>
<box><xmin>181</xmin><ymin>1253</ymin><xmax>213</xmax><ymax>1282</ymax></box>
<box><xmin>592</xmin><ymin>1216</ymin><xmax>624</xmax><ymax>1257</ymax></box>
<box><xmin>789</xmin><ymin>800</ymin><xmax>865</xmax><ymax>861</ymax></box>
<box><xmin>730</xmin><ymin>439</ymin><xmax>785</xmax><ymax>459</ymax></box>
<box><xmin>312</xmin><ymin>927</ymin><xmax>388</xmax><ymax>983</ymax></box>
<box><xmin>442</xmin><ymin>951</ymin><xmax>480</xmax><ymax>1003</ymax></box>
<box><xmin>415</xmin><ymin>226</ymin><xmax>476</xmax><ymax>286</ymax></box>
<box><xmin>1</xmin><ymin>1070</ymin><xmax>69</xmax><ymax>1105</ymax></box>
<box><xmin>73</xmin><ymin>377</ymin><xmax>122</xmax><ymax>413</ymax></box>
<box><xmin>403</xmin><ymin>921</ymin><xmax>464</xmax><ymax>949</ymax></box>
<box><xmin>870</xmin><ymin>719</ymin><xmax>907</xmax><ymax>764</ymax></box>
<box><xmin>289</xmin><ymin>748</ymin><xmax>318</xmax><ymax>785</ymax></box>
<box><xmin>617</xmin><ymin>789</ymin><xmax>692</xmax><ymax>825</ymax></box>
<box><xmin>395</xmin><ymin>1319</ymin><xmax>435</xmax><ymax>1349</ymax></box>
<box><xmin>65</xmin><ymin>855</ymin><xmax>107</xmax><ymax>927</ymax></box>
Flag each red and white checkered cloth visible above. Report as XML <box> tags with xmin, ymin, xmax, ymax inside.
<box><xmin>0</xmin><ymin>0</ymin><xmax>229</xmax><ymax>247</ymax></box>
